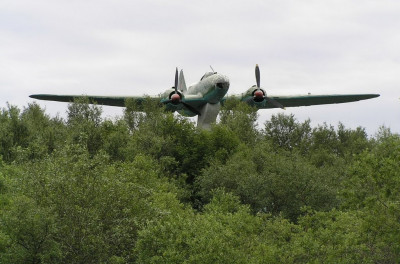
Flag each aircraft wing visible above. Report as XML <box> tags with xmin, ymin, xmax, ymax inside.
<box><xmin>29</xmin><ymin>94</ymin><xmax>208</xmax><ymax>115</ymax></box>
<box><xmin>234</xmin><ymin>93</ymin><xmax>380</xmax><ymax>109</ymax></box>
<box><xmin>29</xmin><ymin>94</ymin><xmax>162</xmax><ymax>108</ymax></box>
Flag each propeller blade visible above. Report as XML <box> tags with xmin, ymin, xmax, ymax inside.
<box><xmin>255</xmin><ymin>64</ymin><xmax>261</xmax><ymax>88</ymax></box>
<box><xmin>182</xmin><ymin>101</ymin><xmax>201</xmax><ymax>116</ymax></box>
<box><xmin>174</xmin><ymin>67</ymin><xmax>178</xmax><ymax>93</ymax></box>
<box><xmin>266</xmin><ymin>97</ymin><xmax>285</xmax><ymax>109</ymax></box>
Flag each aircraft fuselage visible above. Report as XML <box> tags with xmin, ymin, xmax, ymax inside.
<box><xmin>161</xmin><ymin>72</ymin><xmax>230</xmax><ymax>117</ymax></box>
<box><xmin>185</xmin><ymin>72</ymin><xmax>230</xmax><ymax>104</ymax></box>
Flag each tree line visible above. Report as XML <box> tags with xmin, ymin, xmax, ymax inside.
<box><xmin>0</xmin><ymin>98</ymin><xmax>399</xmax><ymax>263</ymax></box>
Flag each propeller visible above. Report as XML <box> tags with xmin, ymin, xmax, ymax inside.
<box><xmin>252</xmin><ymin>64</ymin><xmax>285</xmax><ymax>109</ymax></box>
<box><xmin>164</xmin><ymin>68</ymin><xmax>201</xmax><ymax>115</ymax></box>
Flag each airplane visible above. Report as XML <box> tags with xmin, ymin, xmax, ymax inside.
<box><xmin>30</xmin><ymin>65</ymin><xmax>380</xmax><ymax>129</ymax></box>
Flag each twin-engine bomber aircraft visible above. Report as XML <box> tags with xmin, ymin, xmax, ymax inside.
<box><xmin>30</xmin><ymin>65</ymin><xmax>380</xmax><ymax>129</ymax></box>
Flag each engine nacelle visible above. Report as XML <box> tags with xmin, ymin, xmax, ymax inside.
<box><xmin>160</xmin><ymin>88</ymin><xmax>175</xmax><ymax>99</ymax></box>
<box><xmin>244</xmin><ymin>86</ymin><xmax>266</xmax><ymax>102</ymax></box>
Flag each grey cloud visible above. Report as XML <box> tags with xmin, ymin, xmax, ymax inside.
<box><xmin>1</xmin><ymin>0</ymin><xmax>398</xmax><ymax>134</ymax></box>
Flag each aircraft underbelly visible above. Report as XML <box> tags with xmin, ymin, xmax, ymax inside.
<box><xmin>197</xmin><ymin>102</ymin><xmax>220</xmax><ymax>130</ymax></box>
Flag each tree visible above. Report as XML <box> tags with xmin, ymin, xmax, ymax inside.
<box><xmin>1</xmin><ymin>141</ymin><xmax>185</xmax><ymax>263</ymax></box>
<box><xmin>264</xmin><ymin>113</ymin><xmax>312</xmax><ymax>153</ymax></box>
<box><xmin>0</xmin><ymin>104</ymin><xmax>29</xmax><ymax>162</ymax></box>
<box><xmin>135</xmin><ymin>190</ymin><xmax>266</xmax><ymax>264</ymax></box>
<box><xmin>219</xmin><ymin>99</ymin><xmax>259</xmax><ymax>145</ymax></box>
<box><xmin>1</xmin><ymin>196</ymin><xmax>61</xmax><ymax>264</ymax></box>
<box><xmin>339</xmin><ymin>131</ymin><xmax>400</xmax><ymax>263</ymax></box>
<box><xmin>197</xmin><ymin>142</ymin><xmax>340</xmax><ymax>221</ymax></box>
<box><xmin>66</xmin><ymin>98</ymin><xmax>103</xmax><ymax>155</ymax></box>
<box><xmin>2</xmin><ymin>100</ymin><xmax>399</xmax><ymax>262</ymax></box>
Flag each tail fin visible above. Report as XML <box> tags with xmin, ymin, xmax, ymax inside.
<box><xmin>178</xmin><ymin>70</ymin><xmax>187</xmax><ymax>93</ymax></box>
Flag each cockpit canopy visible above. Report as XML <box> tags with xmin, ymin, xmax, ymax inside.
<box><xmin>200</xmin><ymin>72</ymin><xmax>217</xmax><ymax>81</ymax></box>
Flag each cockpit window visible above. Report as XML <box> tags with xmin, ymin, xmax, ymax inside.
<box><xmin>200</xmin><ymin>72</ymin><xmax>217</xmax><ymax>81</ymax></box>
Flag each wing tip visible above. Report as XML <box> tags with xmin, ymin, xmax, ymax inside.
<box><xmin>29</xmin><ymin>94</ymin><xmax>57</xmax><ymax>100</ymax></box>
<box><xmin>29</xmin><ymin>94</ymin><xmax>42</xmax><ymax>99</ymax></box>
<box><xmin>363</xmin><ymin>94</ymin><xmax>380</xmax><ymax>100</ymax></box>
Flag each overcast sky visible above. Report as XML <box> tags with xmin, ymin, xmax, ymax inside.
<box><xmin>1</xmin><ymin>0</ymin><xmax>399</xmax><ymax>135</ymax></box>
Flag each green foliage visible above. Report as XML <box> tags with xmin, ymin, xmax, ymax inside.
<box><xmin>135</xmin><ymin>190</ymin><xmax>263</xmax><ymax>264</ymax></box>
<box><xmin>197</xmin><ymin>142</ymin><xmax>339</xmax><ymax>221</ymax></box>
<box><xmin>264</xmin><ymin>113</ymin><xmax>312</xmax><ymax>152</ymax></box>
<box><xmin>1</xmin><ymin>196</ymin><xmax>61</xmax><ymax>264</ymax></box>
<box><xmin>0</xmin><ymin>103</ymin><xmax>66</xmax><ymax>162</ymax></box>
<box><xmin>219</xmin><ymin>99</ymin><xmax>259</xmax><ymax>145</ymax></box>
<box><xmin>0</xmin><ymin>104</ymin><xmax>29</xmax><ymax>161</ymax></box>
<box><xmin>338</xmin><ymin>132</ymin><xmax>400</xmax><ymax>263</ymax></box>
<box><xmin>67</xmin><ymin>97</ymin><xmax>103</xmax><ymax>155</ymax></box>
<box><xmin>19</xmin><ymin>146</ymin><xmax>179</xmax><ymax>263</ymax></box>
<box><xmin>1</xmin><ymin>141</ymin><xmax>183</xmax><ymax>263</ymax></box>
<box><xmin>1</xmin><ymin>101</ymin><xmax>399</xmax><ymax>263</ymax></box>
<box><xmin>21</xmin><ymin>103</ymin><xmax>67</xmax><ymax>160</ymax></box>
<box><xmin>342</xmin><ymin>130</ymin><xmax>400</xmax><ymax>210</ymax></box>
<box><xmin>99</xmin><ymin>119</ymin><xmax>130</xmax><ymax>161</ymax></box>
<box><xmin>292</xmin><ymin>209</ymin><xmax>369</xmax><ymax>263</ymax></box>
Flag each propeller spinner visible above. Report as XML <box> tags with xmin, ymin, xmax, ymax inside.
<box><xmin>252</xmin><ymin>64</ymin><xmax>285</xmax><ymax>109</ymax></box>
